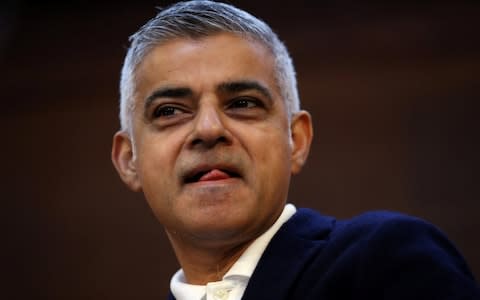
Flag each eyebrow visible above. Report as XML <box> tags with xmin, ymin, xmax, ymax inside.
<box><xmin>143</xmin><ymin>80</ymin><xmax>273</xmax><ymax>111</ymax></box>
<box><xmin>217</xmin><ymin>80</ymin><xmax>273</xmax><ymax>101</ymax></box>
<box><xmin>144</xmin><ymin>86</ymin><xmax>193</xmax><ymax>110</ymax></box>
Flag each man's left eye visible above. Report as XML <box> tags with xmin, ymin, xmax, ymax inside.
<box><xmin>229</xmin><ymin>98</ymin><xmax>260</xmax><ymax>109</ymax></box>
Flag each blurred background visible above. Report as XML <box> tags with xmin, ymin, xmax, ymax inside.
<box><xmin>2</xmin><ymin>0</ymin><xmax>479</xmax><ymax>299</ymax></box>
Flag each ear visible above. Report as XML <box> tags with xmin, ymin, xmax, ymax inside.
<box><xmin>290</xmin><ymin>110</ymin><xmax>313</xmax><ymax>174</ymax></box>
<box><xmin>111</xmin><ymin>131</ymin><xmax>142</xmax><ymax>192</ymax></box>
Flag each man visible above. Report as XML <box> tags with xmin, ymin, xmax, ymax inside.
<box><xmin>111</xmin><ymin>1</ymin><xmax>479</xmax><ymax>299</ymax></box>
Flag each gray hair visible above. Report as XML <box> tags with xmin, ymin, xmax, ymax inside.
<box><xmin>119</xmin><ymin>0</ymin><xmax>300</xmax><ymax>133</ymax></box>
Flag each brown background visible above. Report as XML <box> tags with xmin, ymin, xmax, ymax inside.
<box><xmin>2</xmin><ymin>0</ymin><xmax>479</xmax><ymax>299</ymax></box>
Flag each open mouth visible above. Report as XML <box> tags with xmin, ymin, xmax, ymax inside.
<box><xmin>184</xmin><ymin>168</ymin><xmax>241</xmax><ymax>184</ymax></box>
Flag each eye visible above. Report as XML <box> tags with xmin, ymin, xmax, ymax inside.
<box><xmin>153</xmin><ymin>105</ymin><xmax>184</xmax><ymax>118</ymax></box>
<box><xmin>228</xmin><ymin>97</ymin><xmax>262</xmax><ymax>109</ymax></box>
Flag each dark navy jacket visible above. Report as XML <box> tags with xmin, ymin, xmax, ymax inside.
<box><xmin>168</xmin><ymin>208</ymin><xmax>480</xmax><ymax>299</ymax></box>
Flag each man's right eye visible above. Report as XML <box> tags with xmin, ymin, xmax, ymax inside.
<box><xmin>153</xmin><ymin>106</ymin><xmax>182</xmax><ymax>118</ymax></box>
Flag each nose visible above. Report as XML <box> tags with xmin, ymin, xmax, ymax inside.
<box><xmin>188</xmin><ymin>102</ymin><xmax>231</xmax><ymax>149</ymax></box>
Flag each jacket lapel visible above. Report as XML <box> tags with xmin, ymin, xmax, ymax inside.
<box><xmin>241</xmin><ymin>209</ymin><xmax>334</xmax><ymax>300</ymax></box>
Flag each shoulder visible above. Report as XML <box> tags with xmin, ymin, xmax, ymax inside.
<box><xmin>287</xmin><ymin>208</ymin><xmax>430</xmax><ymax>242</ymax></box>
<box><xmin>295</xmin><ymin>208</ymin><xmax>473</xmax><ymax>275</ymax></box>
<box><xmin>331</xmin><ymin>210</ymin><xmax>479</xmax><ymax>298</ymax></box>
<box><xmin>249</xmin><ymin>208</ymin><xmax>480</xmax><ymax>299</ymax></box>
<box><xmin>291</xmin><ymin>208</ymin><xmax>451</xmax><ymax>246</ymax></box>
<box><xmin>335</xmin><ymin>210</ymin><xmax>441</xmax><ymax>242</ymax></box>
<box><xmin>333</xmin><ymin>210</ymin><xmax>464</xmax><ymax>264</ymax></box>
<box><xmin>287</xmin><ymin>209</ymin><xmax>479</xmax><ymax>298</ymax></box>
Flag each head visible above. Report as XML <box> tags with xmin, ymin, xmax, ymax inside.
<box><xmin>112</xmin><ymin>1</ymin><xmax>312</xmax><ymax>252</ymax></box>
<box><xmin>119</xmin><ymin>0</ymin><xmax>300</xmax><ymax>135</ymax></box>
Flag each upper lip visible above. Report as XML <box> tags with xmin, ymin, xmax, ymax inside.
<box><xmin>182</xmin><ymin>163</ymin><xmax>242</xmax><ymax>184</ymax></box>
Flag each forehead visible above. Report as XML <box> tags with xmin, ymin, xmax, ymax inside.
<box><xmin>133</xmin><ymin>33</ymin><xmax>279</xmax><ymax>97</ymax></box>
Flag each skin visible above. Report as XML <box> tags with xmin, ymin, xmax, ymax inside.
<box><xmin>112</xmin><ymin>33</ymin><xmax>313</xmax><ymax>284</ymax></box>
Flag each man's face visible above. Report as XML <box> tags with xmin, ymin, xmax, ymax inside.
<box><xmin>114</xmin><ymin>33</ymin><xmax>310</xmax><ymax>247</ymax></box>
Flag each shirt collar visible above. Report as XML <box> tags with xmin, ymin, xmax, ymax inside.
<box><xmin>223</xmin><ymin>203</ymin><xmax>296</xmax><ymax>279</ymax></box>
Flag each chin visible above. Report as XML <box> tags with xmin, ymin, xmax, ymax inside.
<box><xmin>186</xmin><ymin>213</ymin><xmax>255</xmax><ymax>240</ymax></box>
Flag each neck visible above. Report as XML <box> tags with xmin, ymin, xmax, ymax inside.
<box><xmin>167</xmin><ymin>232</ymin><xmax>254</xmax><ymax>285</ymax></box>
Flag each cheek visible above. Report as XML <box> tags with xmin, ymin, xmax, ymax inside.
<box><xmin>249</xmin><ymin>129</ymin><xmax>292</xmax><ymax>178</ymax></box>
<box><xmin>251</xmin><ymin>135</ymin><xmax>292</xmax><ymax>207</ymax></box>
<box><xmin>135</xmin><ymin>140</ymin><xmax>180</xmax><ymax>222</ymax></box>
<box><xmin>135</xmin><ymin>132</ymin><xmax>183</xmax><ymax>186</ymax></box>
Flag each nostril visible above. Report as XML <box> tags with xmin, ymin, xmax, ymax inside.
<box><xmin>191</xmin><ymin>138</ymin><xmax>203</xmax><ymax>146</ymax></box>
<box><xmin>217</xmin><ymin>136</ymin><xmax>228</xmax><ymax>143</ymax></box>
<box><xmin>190</xmin><ymin>135</ymin><xmax>229</xmax><ymax>148</ymax></box>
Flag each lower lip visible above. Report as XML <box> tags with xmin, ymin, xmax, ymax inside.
<box><xmin>184</xmin><ymin>177</ymin><xmax>241</xmax><ymax>190</ymax></box>
<box><xmin>192</xmin><ymin>177</ymin><xmax>238</xmax><ymax>184</ymax></box>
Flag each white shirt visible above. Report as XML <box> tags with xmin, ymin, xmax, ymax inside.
<box><xmin>170</xmin><ymin>204</ymin><xmax>297</xmax><ymax>300</ymax></box>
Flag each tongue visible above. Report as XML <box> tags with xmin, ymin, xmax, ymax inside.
<box><xmin>198</xmin><ymin>169</ymin><xmax>231</xmax><ymax>181</ymax></box>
